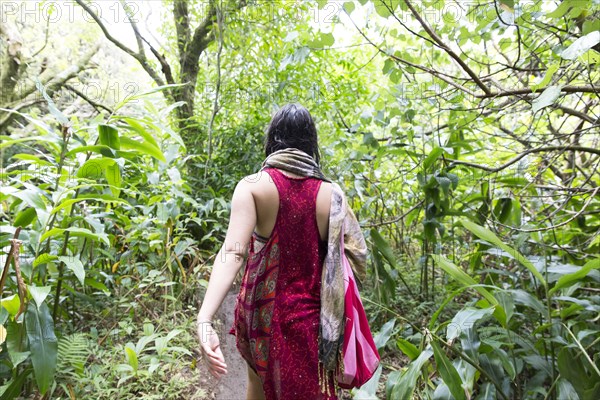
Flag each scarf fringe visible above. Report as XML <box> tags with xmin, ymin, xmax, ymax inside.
<box><xmin>318</xmin><ymin>350</ymin><xmax>344</xmax><ymax>398</ymax></box>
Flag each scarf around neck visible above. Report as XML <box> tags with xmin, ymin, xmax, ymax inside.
<box><xmin>260</xmin><ymin>147</ymin><xmax>368</xmax><ymax>396</ymax></box>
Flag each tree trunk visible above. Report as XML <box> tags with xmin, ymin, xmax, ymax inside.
<box><xmin>75</xmin><ymin>0</ymin><xmax>247</xmax><ymax>150</ymax></box>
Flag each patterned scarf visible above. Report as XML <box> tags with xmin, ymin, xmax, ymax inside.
<box><xmin>260</xmin><ymin>147</ymin><xmax>368</xmax><ymax>396</ymax></box>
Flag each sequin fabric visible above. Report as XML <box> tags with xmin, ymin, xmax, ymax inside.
<box><xmin>228</xmin><ymin>167</ymin><xmax>341</xmax><ymax>399</ymax></box>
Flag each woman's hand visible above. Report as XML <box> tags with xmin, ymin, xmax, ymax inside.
<box><xmin>197</xmin><ymin>321</ymin><xmax>228</xmax><ymax>379</ymax></box>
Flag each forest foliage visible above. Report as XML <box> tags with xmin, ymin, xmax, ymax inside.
<box><xmin>1</xmin><ymin>0</ymin><xmax>599</xmax><ymax>399</ymax></box>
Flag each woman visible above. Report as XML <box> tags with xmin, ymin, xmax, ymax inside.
<box><xmin>196</xmin><ymin>103</ymin><xmax>368</xmax><ymax>400</ymax></box>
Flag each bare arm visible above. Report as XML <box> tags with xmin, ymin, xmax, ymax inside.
<box><xmin>197</xmin><ymin>178</ymin><xmax>256</xmax><ymax>322</ymax></box>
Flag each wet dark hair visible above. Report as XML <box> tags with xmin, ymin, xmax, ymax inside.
<box><xmin>264</xmin><ymin>103</ymin><xmax>322</xmax><ymax>165</ymax></box>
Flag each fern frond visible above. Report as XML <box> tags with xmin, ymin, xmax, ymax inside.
<box><xmin>57</xmin><ymin>333</ymin><xmax>91</xmax><ymax>378</ymax></box>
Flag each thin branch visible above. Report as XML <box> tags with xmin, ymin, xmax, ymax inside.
<box><xmin>555</xmin><ymin>104</ymin><xmax>598</xmax><ymax>124</ymax></box>
<box><xmin>344</xmin><ymin>12</ymin><xmax>479</xmax><ymax>98</ymax></box>
<box><xmin>382</xmin><ymin>0</ymin><xmax>438</xmax><ymax>48</ymax></box>
<box><xmin>363</xmin><ymin>200</ymin><xmax>425</xmax><ymax>228</ymax></box>
<box><xmin>140</xmin><ymin>35</ymin><xmax>176</xmax><ymax>86</ymax></box>
<box><xmin>64</xmin><ymin>84</ymin><xmax>114</xmax><ymax>114</ymax></box>
<box><xmin>492</xmin><ymin>0</ymin><xmax>521</xmax><ymax>67</ymax></box>
<box><xmin>75</xmin><ymin>0</ymin><xmax>137</xmax><ymax>59</ymax></box>
<box><xmin>0</xmin><ymin>98</ymin><xmax>45</xmax><ymax>128</ymax></box>
<box><xmin>449</xmin><ymin>146</ymin><xmax>600</xmax><ymax>172</ymax></box>
<box><xmin>482</xmin><ymin>85</ymin><xmax>599</xmax><ymax>98</ymax></box>
<box><xmin>31</xmin><ymin>16</ymin><xmax>51</xmax><ymax>58</ymax></box>
<box><xmin>402</xmin><ymin>0</ymin><xmax>492</xmax><ymax>95</ymax></box>
<box><xmin>74</xmin><ymin>0</ymin><xmax>167</xmax><ymax>89</ymax></box>
<box><xmin>120</xmin><ymin>0</ymin><xmax>144</xmax><ymax>56</ymax></box>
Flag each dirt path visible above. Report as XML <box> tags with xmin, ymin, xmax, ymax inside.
<box><xmin>213</xmin><ymin>288</ymin><xmax>247</xmax><ymax>400</ymax></box>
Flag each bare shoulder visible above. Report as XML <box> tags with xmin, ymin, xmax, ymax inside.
<box><xmin>238</xmin><ymin>171</ymin><xmax>274</xmax><ymax>193</ymax></box>
<box><xmin>317</xmin><ymin>181</ymin><xmax>333</xmax><ymax>197</ymax></box>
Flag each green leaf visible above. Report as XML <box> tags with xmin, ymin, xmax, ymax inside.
<box><xmin>423</xmin><ymin>147</ymin><xmax>444</xmax><ymax>170</ymax></box>
<box><xmin>25</xmin><ymin>302</ymin><xmax>58</xmax><ymax>395</ymax></box>
<box><xmin>508</xmin><ymin>289</ymin><xmax>545</xmax><ymax>314</ymax></box>
<box><xmin>493</xmin><ymin>198</ymin><xmax>512</xmax><ymax>224</ymax></box>
<box><xmin>50</xmin><ymin>194</ymin><xmax>128</xmax><ymax>215</ymax></box>
<box><xmin>557</xmin><ymin>347</ymin><xmax>594</xmax><ymax>397</ymax></box>
<box><xmin>557</xmin><ymin>378</ymin><xmax>580</xmax><ymax>400</ymax></box>
<box><xmin>386</xmin><ymin>370</ymin><xmax>402</xmax><ymax>400</ymax></box>
<box><xmin>479</xmin><ymin>354</ymin><xmax>508</xmax><ymax>396</ymax></box>
<box><xmin>371</xmin><ymin>229</ymin><xmax>413</xmax><ymax>296</ymax></box>
<box><xmin>9</xmin><ymin>351</ymin><xmax>31</xmax><ymax>369</ymax></box>
<box><xmin>84</xmin><ymin>277</ymin><xmax>109</xmax><ymax>292</ymax></box>
<box><xmin>583</xmin><ymin>382</ymin><xmax>600</xmax><ymax>400</ymax></box>
<box><xmin>561</xmin><ymin>31</ymin><xmax>600</xmax><ymax>60</ymax></box>
<box><xmin>374</xmin><ymin>1</ymin><xmax>392</xmax><ymax>17</ymax></box>
<box><xmin>120</xmin><ymin>117</ymin><xmax>159</xmax><ymax>148</ymax></box>
<box><xmin>58</xmin><ymin>256</ymin><xmax>85</xmax><ymax>286</ymax></box>
<box><xmin>343</xmin><ymin>1</ymin><xmax>355</xmax><ymax>13</ymax></box>
<box><xmin>120</xmin><ymin>137</ymin><xmax>166</xmax><ymax>162</ymax></box>
<box><xmin>125</xmin><ymin>346</ymin><xmax>138</xmax><ymax>372</ymax></box>
<box><xmin>7</xmin><ymin>189</ymin><xmax>46</xmax><ymax>210</ymax></box>
<box><xmin>494</xmin><ymin>291</ymin><xmax>514</xmax><ymax>323</ymax></box>
<box><xmin>353</xmin><ymin>364</ymin><xmax>382</xmax><ymax>398</ymax></box>
<box><xmin>478</xmin><ymin>383</ymin><xmax>496</xmax><ymax>400</ymax></box>
<box><xmin>446</xmin><ymin>307</ymin><xmax>494</xmax><ymax>342</ymax></box>
<box><xmin>40</xmin><ymin>227</ymin><xmax>110</xmax><ymax>246</ymax></box>
<box><xmin>320</xmin><ymin>32</ymin><xmax>335</xmax><ymax>47</ymax></box>
<box><xmin>582</xmin><ymin>19</ymin><xmax>599</xmax><ymax>35</ymax></box>
<box><xmin>397</xmin><ymin>338</ymin><xmax>420</xmax><ymax>361</ymax></box>
<box><xmin>371</xmin><ymin>229</ymin><xmax>400</xmax><ymax>269</ymax></box>
<box><xmin>14</xmin><ymin>207</ymin><xmax>37</xmax><ymax>228</ymax></box>
<box><xmin>531</xmin><ymin>64</ymin><xmax>559</xmax><ymax>92</ymax></box>
<box><xmin>105</xmin><ymin>162</ymin><xmax>122</xmax><ymax>197</ymax></box>
<box><xmin>66</xmin><ymin>145</ymin><xmax>116</xmax><ymax>158</ymax></box>
<box><xmin>492</xmin><ymin>348</ymin><xmax>516</xmax><ymax>380</ymax></box>
<box><xmin>431</xmin><ymin>255</ymin><xmax>497</xmax><ymax>306</ymax></box>
<box><xmin>1</xmin><ymin>295</ymin><xmax>21</xmax><ymax>317</ymax></box>
<box><xmin>391</xmin><ymin>349</ymin><xmax>433</xmax><ymax>400</ymax></box>
<box><xmin>431</xmin><ymin>340</ymin><xmax>466</xmax><ymax>400</ymax></box>
<box><xmin>532</xmin><ymin>85</ymin><xmax>562</xmax><ymax>113</ymax></box>
<box><xmin>76</xmin><ymin>158</ymin><xmax>116</xmax><ymax>179</ymax></box>
<box><xmin>35</xmin><ymin>78</ymin><xmax>69</xmax><ymax>125</ymax></box>
<box><xmin>27</xmin><ymin>285</ymin><xmax>51</xmax><ymax>308</ymax></box>
<box><xmin>0</xmin><ymin>135</ymin><xmax>55</xmax><ymax>150</ymax></box>
<box><xmin>433</xmin><ymin>383</ymin><xmax>454</xmax><ymax>400</ymax></box>
<box><xmin>499</xmin><ymin>0</ymin><xmax>514</xmax><ymax>11</ymax></box>
<box><xmin>460</xmin><ymin>220</ymin><xmax>547</xmax><ymax>288</ymax></box>
<box><xmin>549</xmin><ymin>258</ymin><xmax>600</xmax><ymax>295</ymax></box>
<box><xmin>0</xmin><ymin>367</ymin><xmax>32</xmax><ymax>400</ymax></box>
<box><xmin>373</xmin><ymin>319</ymin><xmax>395</xmax><ymax>350</ymax></box>
<box><xmin>436</xmin><ymin>176</ymin><xmax>452</xmax><ymax>196</ymax></box>
<box><xmin>98</xmin><ymin>124</ymin><xmax>120</xmax><ymax>150</ymax></box>
<box><xmin>546</xmin><ymin>0</ymin><xmax>579</xmax><ymax>18</ymax></box>
<box><xmin>309</xmin><ymin>31</ymin><xmax>335</xmax><ymax>48</ymax></box>
<box><xmin>32</xmin><ymin>253</ymin><xmax>58</xmax><ymax>267</ymax></box>
<box><xmin>10</xmin><ymin>153</ymin><xmax>53</xmax><ymax>166</ymax></box>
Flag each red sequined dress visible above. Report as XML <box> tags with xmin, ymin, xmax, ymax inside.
<box><xmin>228</xmin><ymin>167</ymin><xmax>340</xmax><ymax>399</ymax></box>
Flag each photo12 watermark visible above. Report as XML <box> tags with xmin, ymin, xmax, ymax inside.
<box><xmin>0</xmin><ymin>1</ymin><xmax>142</xmax><ymax>24</ymax></box>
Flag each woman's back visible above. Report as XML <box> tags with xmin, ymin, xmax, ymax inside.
<box><xmin>229</xmin><ymin>167</ymin><xmax>340</xmax><ymax>399</ymax></box>
<box><xmin>250</xmin><ymin>168</ymin><xmax>332</xmax><ymax>243</ymax></box>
